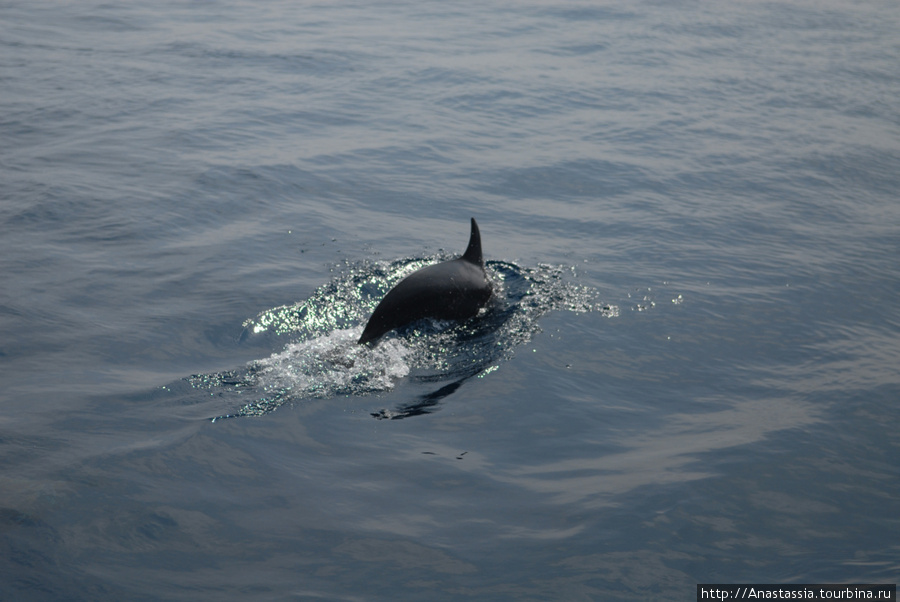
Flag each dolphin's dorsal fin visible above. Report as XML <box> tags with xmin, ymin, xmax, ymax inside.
<box><xmin>461</xmin><ymin>218</ymin><xmax>483</xmax><ymax>265</ymax></box>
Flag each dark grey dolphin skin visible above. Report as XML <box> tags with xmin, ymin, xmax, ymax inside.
<box><xmin>358</xmin><ymin>218</ymin><xmax>492</xmax><ymax>346</ymax></box>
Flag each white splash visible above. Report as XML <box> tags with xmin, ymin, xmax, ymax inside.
<box><xmin>252</xmin><ymin>328</ymin><xmax>410</xmax><ymax>399</ymax></box>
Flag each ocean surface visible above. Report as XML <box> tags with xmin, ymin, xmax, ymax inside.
<box><xmin>2</xmin><ymin>0</ymin><xmax>899</xmax><ymax>599</ymax></box>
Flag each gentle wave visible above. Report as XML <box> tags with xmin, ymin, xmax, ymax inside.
<box><xmin>189</xmin><ymin>258</ymin><xmax>612</xmax><ymax>420</ymax></box>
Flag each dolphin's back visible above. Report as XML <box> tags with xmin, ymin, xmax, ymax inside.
<box><xmin>357</xmin><ymin>259</ymin><xmax>491</xmax><ymax>346</ymax></box>
<box><xmin>358</xmin><ymin>219</ymin><xmax>492</xmax><ymax>346</ymax></box>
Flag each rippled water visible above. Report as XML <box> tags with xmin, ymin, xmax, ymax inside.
<box><xmin>190</xmin><ymin>258</ymin><xmax>602</xmax><ymax>419</ymax></box>
<box><xmin>2</xmin><ymin>0</ymin><xmax>899</xmax><ymax>600</ymax></box>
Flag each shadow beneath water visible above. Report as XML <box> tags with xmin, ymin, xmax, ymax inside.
<box><xmin>371</xmin><ymin>380</ymin><xmax>464</xmax><ymax>420</ymax></box>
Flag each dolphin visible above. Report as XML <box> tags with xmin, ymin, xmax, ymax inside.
<box><xmin>358</xmin><ymin>218</ymin><xmax>493</xmax><ymax>346</ymax></box>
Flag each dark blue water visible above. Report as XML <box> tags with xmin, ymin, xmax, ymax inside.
<box><xmin>2</xmin><ymin>1</ymin><xmax>899</xmax><ymax>599</ymax></box>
